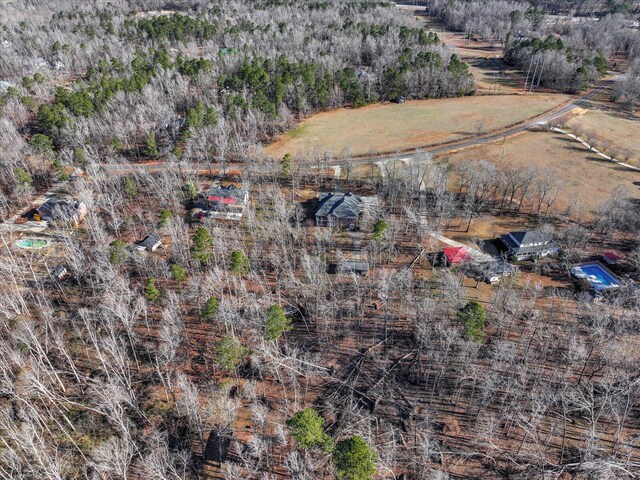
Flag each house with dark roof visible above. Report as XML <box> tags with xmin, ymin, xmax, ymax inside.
<box><xmin>315</xmin><ymin>192</ymin><xmax>361</xmax><ymax>228</ymax></box>
<box><xmin>36</xmin><ymin>198</ymin><xmax>87</xmax><ymax>226</ymax></box>
<box><xmin>136</xmin><ymin>233</ymin><xmax>162</xmax><ymax>252</ymax></box>
<box><xmin>204</xmin><ymin>184</ymin><xmax>248</xmax><ymax>210</ymax></box>
<box><xmin>500</xmin><ymin>230</ymin><xmax>557</xmax><ymax>261</ymax></box>
<box><xmin>192</xmin><ymin>184</ymin><xmax>249</xmax><ymax>221</ymax></box>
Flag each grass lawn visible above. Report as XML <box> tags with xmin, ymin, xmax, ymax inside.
<box><xmin>265</xmin><ymin>94</ymin><xmax>570</xmax><ymax>159</ymax></box>
<box><xmin>566</xmin><ymin>109</ymin><xmax>640</xmax><ymax>163</ymax></box>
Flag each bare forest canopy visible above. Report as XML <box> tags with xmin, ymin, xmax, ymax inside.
<box><xmin>1</xmin><ymin>1</ymin><xmax>640</xmax><ymax>480</ymax></box>
<box><xmin>0</xmin><ymin>0</ymin><xmax>475</xmax><ymax>217</ymax></box>
<box><xmin>429</xmin><ymin>0</ymin><xmax>640</xmax><ymax>91</ymax></box>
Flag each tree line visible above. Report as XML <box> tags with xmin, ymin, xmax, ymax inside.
<box><xmin>0</xmin><ymin>0</ymin><xmax>474</xmax><ymax>219</ymax></box>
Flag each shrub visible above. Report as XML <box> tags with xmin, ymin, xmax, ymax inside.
<box><xmin>281</xmin><ymin>153</ymin><xmax>292</xmax><ymax>176</ymax></box>
<box><xmin>372</xmin><ymin>219</ymin><xmax>388</xmax><ymax>241</ymax></box>
<box><xmin>30</xmin><ymin>134</ymin><xmax>55</xmax><ymax>155</ymax></box>
<box><xmin>457</xmin><ymin>300</ymin><xmax>486</xmax><ymax>342</ymax></box>
<box><xmin>264</xmin><ymin>305</ymin><xmax>292</xmax><ymax>341</ymax></box>
<box><xmin>124</xmin><ymin>177</ymin><xmax>137</xmax><ymax>199</ymax></box>
<box><xmin>333</xmin><ymin>436</ymin><xmax>377</xmax><ymax>480</ymax></box>
<box><xmin>157</xmin><ymin>209</ymin><xmax>172</xmax><ymax>228</ymax></box>
<box><xmin>191</xmin><ymin>227</ymin><xmax>213</xmax><ymax>266</ymax></box>
<box><xmin>14</xmin><ymin>167</ymin><xmax>34</xmax><ymax>187</ymax></box>
<box><xmin>143</xmin><ymin>130</ymin><xmax>159</xmax><ymax>157</ymax></box>
<box><xmin>229</xmin><ymin>250</ymin><xmax>250</xmax><ymax>276</ymax></box>
<box><xmin>145</xmin><ymin>277</ymin><xmax>161</xmax><ymax>301</ymax></box>
<box><xmin>286</xmin><ymin>408</ymin><xmax>334</xmax><ymax>452</ymax></box>
<box><xmin>109</xmin><ymin>239</ymin><xmax>127</xmax><ymax>264</ymax></box>
<box><xmin>216</xmin><ymin>336</ymin><xmax>247</xmax><ymax>373</ymax></box>
<box><xmin>200</xmin><ymin>296</ymin><xmax>219</xmax><ymax>320</ymax></box>
<box><xmin>170</xmin><ymin>264</ymin><xmax>187</xmax><ymax>283</ymax></box>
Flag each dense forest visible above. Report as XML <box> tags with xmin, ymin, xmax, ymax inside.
<box><xmin>0</xmin><ymin>0</ymin><xmax>475</xmax><ymax>219</ymax></box>
<box><xmin>430</xmin><ymin>0</ymin><xmax>640</xmax><ymax>91</ymax></box>
<box><xmin>1</xmin><ymin>1</ymin><xmax>640</xmax><ymax>479</ymax></box>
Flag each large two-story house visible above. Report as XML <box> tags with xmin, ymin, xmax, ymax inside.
<box><xmin>315</xmin><ymin>192</ymin><xmax>362</xmax><ymax>228</ymax></box>
<box><xmin>500</xmin><ymin>230</ymin><xmax>557</xmax><ymax>261</ymax></box>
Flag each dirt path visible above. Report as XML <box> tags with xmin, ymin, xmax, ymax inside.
<box><xmin>550</xmin><ymin>127</ymin><xmax>640</xmax><ymax>172</ymax></box>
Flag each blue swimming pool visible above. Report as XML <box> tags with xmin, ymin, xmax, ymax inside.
<box><xmin>571</xmin><ymin>262</ymin><xmax>621</xmax><ymax>291</ymax></box>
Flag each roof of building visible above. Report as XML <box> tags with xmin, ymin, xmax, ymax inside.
<box><xmin>502</xmin><ymin>230</ymin><xmax>550</xmax><ymax>246</ymax></box>
<box><xmin>206</xmin><ymin>184</ymin><xmax>247</xmax><ymax>205</ymax></box>
<box><xmin>500</xmin><ymin>230</ymin><xmax>555</xmax><ymax>255</ymax></box>
<box><xmin>316</xmin><ymin>192</ymin><xmax>361</xmax><ymax>219</ymax></box>
<box><xmin>479</xmin><ymin>259</ymin><xmax>515</xmax><ymax>276</ymax></box>
<box><xmin>139</xmin><ymin>233</ymin><xmax>161</xmax><ymax>248</ymax></box>
<box><xmin>443</xmin><ymin>246</ymin><xmax>471</xmax><ymax>264</ymax></box>
<box><xmin>37</xmin><ymin>198</ymin><xmax>84</xmax><ymax>221</ymax></box>
<box><xmin>337</xmin><ymin>260</ymin><xmax>370</xmax><ymax>273</ymax></box>
<box><xmin>602</xmin><ymin>251</ymin><xmax>622</xmax><ymax>262</ymax></box>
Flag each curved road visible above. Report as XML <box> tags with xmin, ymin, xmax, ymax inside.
<box><xmin>106</xmin><ymin>80</ymin><xmax>612</xmax><ymax>174</ymax></box>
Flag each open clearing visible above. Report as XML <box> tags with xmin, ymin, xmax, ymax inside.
<box><xmin>566</xmin><ymin>109</ymin><xmax>640</xmax><ymax>163</ymax></box>
<box><xmin>441</xmin><ymin>129</ymin><xmax>640</xmax><ymax>215</ymax></box>
<box><xmin>265</xmin><ymin>94</ymin><xmax>570</xmax><ymax>159</ymax></box>
<box><xmin>416</xmin><ymin>15</ymin><xmax>525</xmax><ymax>95</ymax></box>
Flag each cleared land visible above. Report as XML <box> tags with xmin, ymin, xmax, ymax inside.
<box><xmin>441</xmin><ymin>129</ymin><xmax>640</xmax><ymax>214</ymax></box>
<box><xmin>566</xmin><ymin>109</ymin><xmax>640</xmax><ymax>163</ymax></box>
<box><xmin>265</xmin><ymin>94</ymin><xmax>571</xmax><ymax>158</ymax></box>
<box><xmin>417</xmin><ymin>15</ymin><xmax>525</xmax><ymax>95</ymax></box>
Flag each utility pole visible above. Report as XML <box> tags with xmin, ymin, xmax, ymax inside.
<box><xmin>523</xmin><ymin>56</ymin><xmax>534</xmax><ymax>92</ymax></box>
<box><xmin>530</xmin><ymin>58</ymin><xmax>540</xmax><ymax>93</ymax></box>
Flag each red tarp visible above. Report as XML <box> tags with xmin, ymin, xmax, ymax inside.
<box><xmin>208</xmin><ymin>196</ymin><xmax>238</xmax><ymax>204</ymax></box>
<box><xmin>443</xmin><ymin>246</ymin><xmax>471</xmax><ymax>264</ymax></box>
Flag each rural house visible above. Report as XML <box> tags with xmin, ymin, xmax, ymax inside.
<box><xmin>36</xmin><ymin>198</ymin><xmax>88</xmax><ymax>226</ymax></box>
<box><xmin>500</xmin><ymin>230</ymin><xmax>557</xmax><ymax>261</ymax></box>
<box><xmin>204</xmin><ymin>184</ymin><xmax>248</xmax><ymax>210</ymax></box>
<box><xmin>136</xmin><ymin>233</ymin><xmax>162</xmax><ymax>252</ymax></box>
<box><xmin>315</xmin><ymin>192</ymin><xmax>362</xmax><ymax>228</ymax></box>
<box><xmin>192</xmin><ymin>184</ymin><xmax>249</xmax><ymax>221</ymax></box>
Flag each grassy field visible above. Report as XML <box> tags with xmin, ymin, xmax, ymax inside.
<box><xmin>441</xmin><ymin>129</ymin><xmax>640</xmax><ymax>215</ymax></box>
<box><xmin>566</xmin><ymin>109</ymin><xmax>640</xmax><ymax>162</ymax></box>
<box><xmin>265</xmin><ymin>94</ymin><xmax>571</xmax><ymax>159</ymax></box>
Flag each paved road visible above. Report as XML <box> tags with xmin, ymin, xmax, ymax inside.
<box><xmin>338</xmin><ymin>79</ymin><xmax>612</xmax><ymax>166</ymax></box>
<box><xmin>104</xmin><ymin>80</ymin><xmax>612</xmax><ymax>175</ymax></box>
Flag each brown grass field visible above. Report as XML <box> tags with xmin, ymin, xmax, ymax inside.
<box><xmin>441</xmin><ymin>129</ymin><xmax>640</xmax><ymax>215</ymax></box>
<box><xmin>265</xmin><ymin>94</ymin><xmax>571</xmax><ymax>159</ymax></box>
<box><xmin>566</xmin><ymin>108</ymin><xmax>640</xmax><ymax>162</ymax></box>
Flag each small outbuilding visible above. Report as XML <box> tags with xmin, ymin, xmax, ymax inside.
<box><xmin>336</xmin><ymin>260</ymin><xmax>370</xmax><ymax>275</ymax></box>
<box><xmin>50</xmin><ymin>266</ymin><xmax>68</xmax><ymax>280</ymax></box>
<box><xmin>136</xmin><ymin>233</ymin><xmax>162</xmax><ymax>252</ymax></box>
<box><xmin>442</xmin><ymin>246</ymin><xmax>471</xmax><ymax>265</ymax></box>
<box><xmin>475</xmin><ymin>259</ymin><xmax>515</xmax><ymax>284</ymax></box>
<box><xmin>601</xmin><ymin>251</ymin><xmax>622</xmax><ymax>265</ymax></box>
